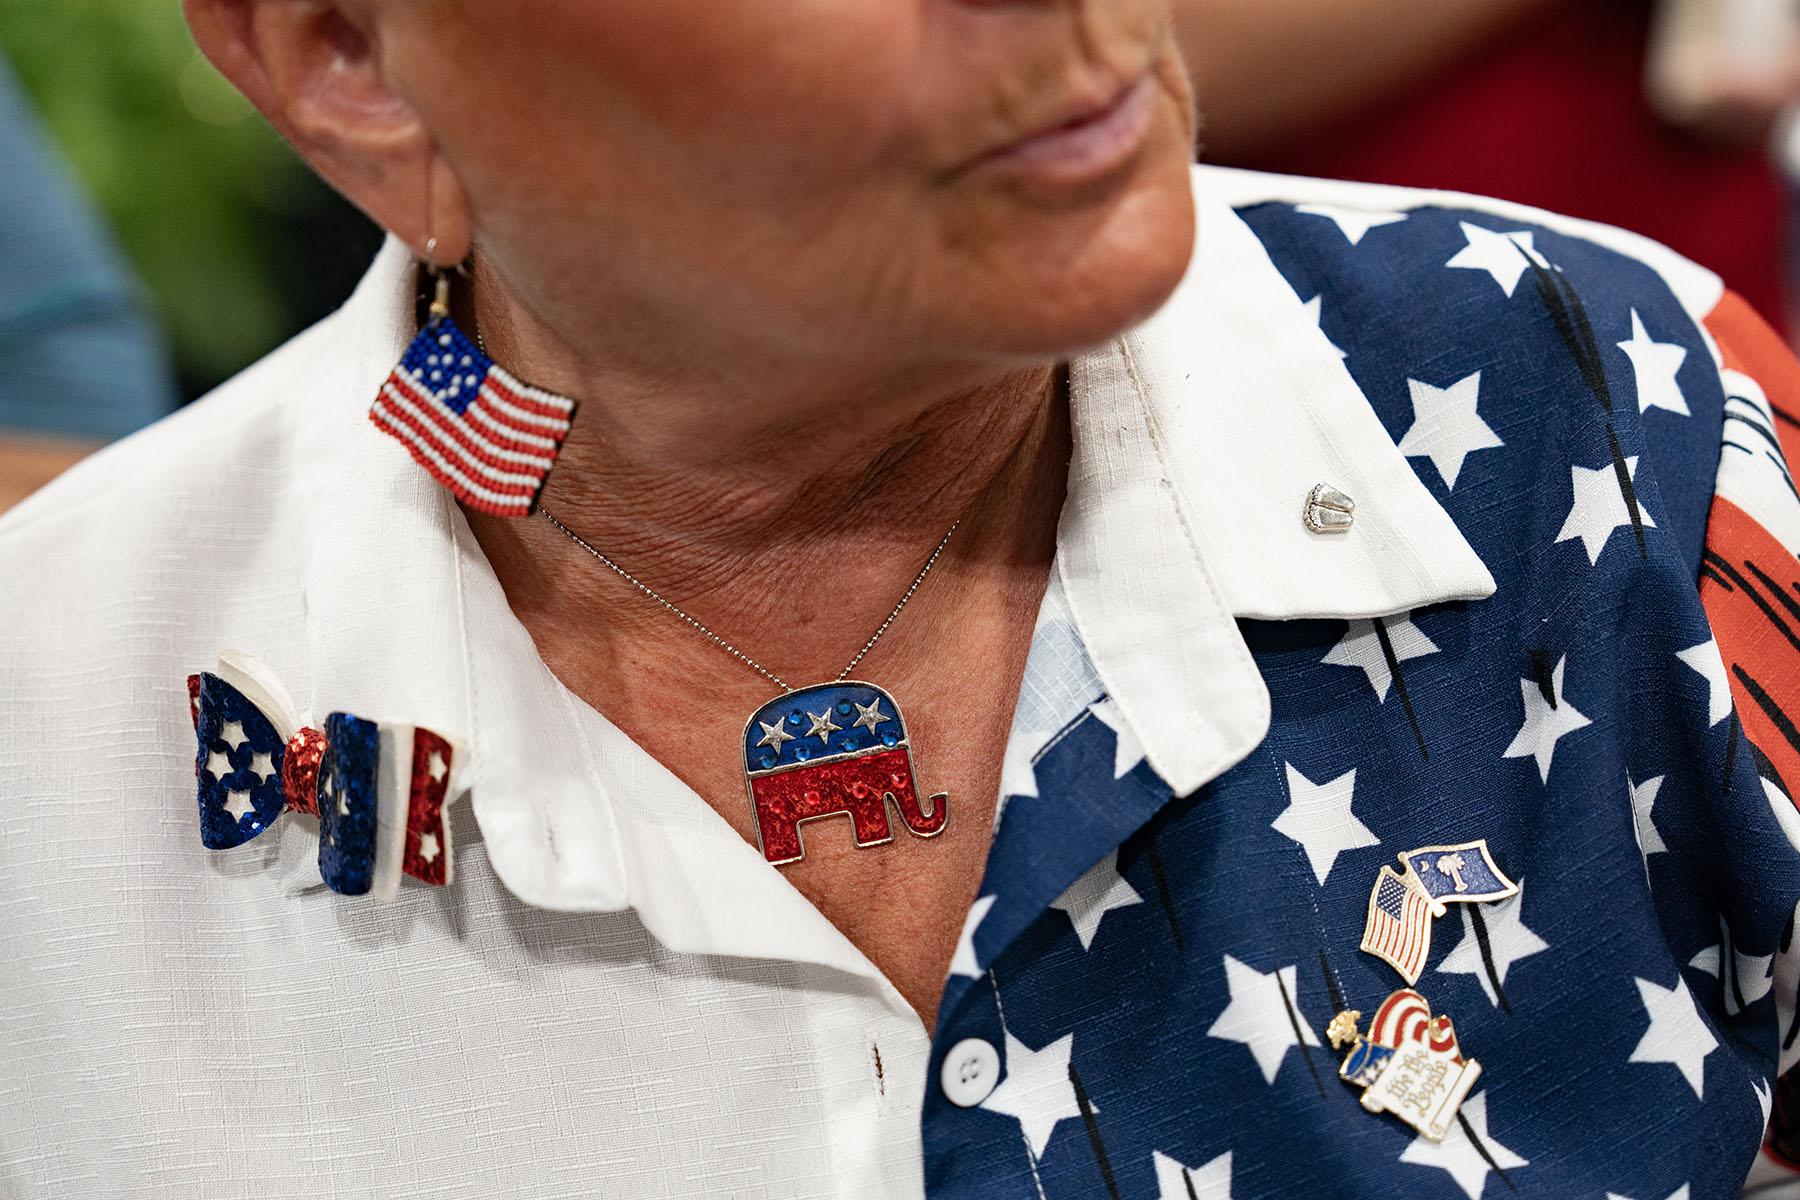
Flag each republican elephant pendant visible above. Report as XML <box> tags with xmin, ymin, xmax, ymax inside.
<box><xmin>742</xmin><ymin>681</ymin><xmax>949</xmax><ymax>866</ymax></box>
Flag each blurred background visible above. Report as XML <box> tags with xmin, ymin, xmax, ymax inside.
<box><xmin>0</xmin><ymin>0</ymin><xmax>378</xmax><ymax>509</ymax></box>
<box><xmin>0</xmin><ymin>0</ymin><xmax>1796</xmax><ymax>513</ymax></box>
<box><xmin>0</xmin><ymin>0</ymin><xmax>379</xmax><ymax>402</ymax></box>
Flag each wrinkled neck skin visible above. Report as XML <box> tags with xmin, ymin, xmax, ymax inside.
<box><xmin>461</xmin><ymin>247</ymin><xmax>1069</xmax><ymax>1030</ymax></box>
<box><xmin>458</xmin><ymin>266</ymin><xmax>1070</xmax><ymax>701</ymax></box>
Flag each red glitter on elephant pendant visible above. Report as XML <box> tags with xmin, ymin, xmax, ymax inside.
<box><xmin>742</xmin><ymin>682</ymin><xmax>948</xmax><ymax>866</ymax></box>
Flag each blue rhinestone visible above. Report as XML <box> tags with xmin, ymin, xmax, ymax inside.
<box><xmin>882</xmin><ymin>732</ymin><xmax>898</xmax><ymax>747</ymax></box>
<box><xmin>760</xmin><ymin>752</ymin><xmax>776</xmax><ymax>769</ymax></box>
<box><xmin>787</xmin><ymin>711</ymin><xmax>804</xmax><ymax>726</ymax></box>
<box><xmin>795</xmin><ymin>747</ymin><xmax>811</xmax><ymax>762</ymax></box>
<box><xmin>841</xmin><ymin>738</ymin><xmax>858</xmax><ymax>752</ymax></box>
<box><xmin>836</xmin><ymin>701</ymin><xmax>853</xmax><ymax>715</ymax></box>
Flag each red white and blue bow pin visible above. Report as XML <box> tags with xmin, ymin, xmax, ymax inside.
<box><xmin>185</xmin><ymin>651</ymin><xmax>464</xmax><ymax>898</ymax></box>
<box><xmin>1358</xmin><ymin>839</ymin><xmax>1519</xmax><ymax>984</ymax></box>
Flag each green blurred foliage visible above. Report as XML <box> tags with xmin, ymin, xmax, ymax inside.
<box><xmin>0</xmin><ymin>0</ymin><xmax>374</xmax><ymax>395</ymax></box>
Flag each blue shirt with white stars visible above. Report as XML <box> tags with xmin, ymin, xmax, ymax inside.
<box><xmin>920</xmin><ymin>195</ymin><xmax>1800</xmax><ymax>1200</ymax></box>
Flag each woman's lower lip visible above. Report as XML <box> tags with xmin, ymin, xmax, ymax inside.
<box><xmin>977</xmin><ymin>75</ymin><xmax>1158</xmax><ymax>186</ymax></box>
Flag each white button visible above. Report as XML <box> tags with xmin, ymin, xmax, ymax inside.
<box><xmin>941</xmin><ymin>1037</ymin><xmax>1001</xmax><ymax>1107</ymax></box>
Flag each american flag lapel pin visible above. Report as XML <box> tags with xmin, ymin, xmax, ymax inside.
<box><xmin>368</xmin><ymin>265</ymin><xmax>575</xmax><ymax>518</ymax></box>
<box><xmin>742</xmin><ymin>682</ymin><xmax>949</xmax><ymax>866</ymax></box>
<box><xmin>1358</xmin><ymin>839</ymin><xmax>1518</xmax><ymax>984</ymax></box>
<box><xmin>1327</xmin><ymin>989</ymin><xmax>1484</xmax><ymax>1141</ymax></box>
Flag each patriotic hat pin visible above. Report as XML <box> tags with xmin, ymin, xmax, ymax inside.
<box><xmin>368</xmin><ymin>256</ymin><xmax>576</xmax><ymax>517</ymax></box>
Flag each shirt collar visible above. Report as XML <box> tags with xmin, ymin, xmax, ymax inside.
<box><xmin>299</xmin><ymin>169</ymin><xmax>1494</xmax><ymax>964</ymax></box>
<box><xmin>1059</xmin><ymin>167</ymin><xmax>1495</xmax><ymax>798</ymax></box>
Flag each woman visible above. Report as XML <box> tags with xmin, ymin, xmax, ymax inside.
<box><xmin>3</xmin><ymin>2</ymin><xmax>1799</xmax><ymax>1197</ymax></box>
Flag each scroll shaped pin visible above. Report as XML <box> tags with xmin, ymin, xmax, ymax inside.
<box><xmin>1328</xmin><ymin>990</ymin><xmax>1483</xmax><ymax>1142</ymax></box>
<box><xmin>1304</xmin><ymin>483</ymin><xmax>1355</xmax><ymax>534</ymax></box>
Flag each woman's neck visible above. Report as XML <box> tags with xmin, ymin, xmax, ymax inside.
<box><xmin>459</xmin><ymin>274</ymin><xmax>1069</xmax><ymax>693</ymax></box>
<box><xmin>460</xmin><ymin>271</ymin><xmax>1070</xmax><ymax>1023</ymax></box>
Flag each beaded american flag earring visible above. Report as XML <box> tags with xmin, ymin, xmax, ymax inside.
<box><xmin>368</xmin><ymin>243</ymin><xmax>577</xmax><ymax>517</ymax></box>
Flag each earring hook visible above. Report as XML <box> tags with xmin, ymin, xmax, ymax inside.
<box><xmin>422</xmin><ymin>236</ymin><xmax>451</xmax><ymax>321</ymax></box>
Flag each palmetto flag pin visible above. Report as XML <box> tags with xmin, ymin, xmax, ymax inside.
<box><xmin>1359</xmin><ymin>840</ymin><xmax>1519</xmax><ymax>984</ymax></box>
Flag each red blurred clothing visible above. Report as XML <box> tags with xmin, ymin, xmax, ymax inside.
<box><xmin>1222</xmin><ymin>0</ymin><xmax>1789</xmax><ymax>324</ymax></box>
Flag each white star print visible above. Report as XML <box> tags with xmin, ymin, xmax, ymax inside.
<box><xmin>1761</xmin><ymin>775</ymin><xmax>1800</xmax><ymax>857</ymax></box>
<box><xmin>999</xmin><ymin>727</ymin><xmax>1055</xmax><ymax>804</ymax></box>
<box><xmin>1321</xmin><ymin>615</ymin><xmax>1439</xmax><ymax>702</ymax></box>
<box><xmin>1629</xmin><ymin>975</ymin><xmax>1718</xmax><ymax>1099</ymax></box>
<box><xmin>1397</xmin><ymin>372</ymin><xmax>1504</xmax><ymax>490</ymax></box>
<box><xmin>1757</xmin><ymin>1078</ymin><xmax>1774</xmax><ymax>1125</ymax></box>
<box><xmin>1399</xmin><ymin>1091</ymin><xmax>1527</xmax><ymax>1200</ymax></box>
<box><xmin>1050</xmin><ymin>850</ymin><xmax>1143</xmax><ymax>951</ymax></box>
<box><xmin>1556</xmin><ymin>457</ymin><xmax>1656</xmax><ymax>565</ymax></box>
<box><xmin>756</xmin><ymin>720</ymin><xmax>795</xmax><ymax>751</ymax></box>
<box><xmin>1736</xmin><ymin>946</ymin><xmax>1776</xmax><ymax>1008</ymax></box>
<box><xmin>804</xmin><ymin>710</ymin><xmax>841</xmax><ymax>744</ymax></box>
<box><xmin>1154</xmin><ymin>1149</ymin><xmax>1233</xmax><ymax>1199</ymax></box>
<box><xmin>1301</xmin><ymin>296</ymin><xmax>1347</xmax><ymax>359</ymax></box>
<box><xmin>1437</xmin><ymin>883</ymin><xmax>1548</xmax><ymax>1006</ymax></box>
<box><xmin>1608</xmin><ymin>1185</ymin><xmax>1691</xmax><ymax>1200</ymax></box>
<box><xmin>1206</xmin><ymin>956</ymin><xmax>1320</xmax><ymax>1084</ymax></box>
<box><xmin>978</xmin><ymin>1030</ymin><xmax>1081</xmax><ymax>1159</ymax></box>
<box><xmin>204</xmin><ymin>749</ymin><xmax>233</xmax><ymax>781</ymax></box>
<box><xmin>222</xmin><ymin>789</ymin><xmax>255</xmax><ymax>822</ymax></box>
<box><xmin>1272</xmin><ymin>764</ymin><xmax>1377</xmax><ymax>886</ymax></box>
<box><xmin>1446</xmin><ymin>222</ymin><xmax>1540</xmax><ymax>297</ymax></box>
<box><xmin>1688</xmin><ymin>944</ymin><xmax>1721</xmax><ymax>977</ymax></box>
<box><xmin>1295</xmin><ymin>202</ymin><xmax>1407</xmax><ymax>245</ymax></box>
<box><xmin>948</xmin><ymin>894</ymin><xmax>996</xmax><ymax>979</ymax></box>
<box><xmin>1617</xmin><ymin>309</ymin><xmax>1690</xmax><ymax>416</ymax></box>
<box><xmin>1089</xmin><ymin>697</ymin><xmax>1147</xmax><ymax>779</ymax></box>
<box><xmin>218</xmin><ymin>720</ymin><xmax>248</xmax><ymax>751</ymax></box>
<box><xmin>1675</xmin><ymin>640</ymin><xmax>1732</xmax><ymax>726</ymax></box>
<box><xmin>418</xmin><ymin>831</ymin><xmax>441</xmax><ymax>863</ymax></box>
<box><xmin>1726</xmin><ymin>921</ymin><xmax>1775</xmax><ymax>1016</ymax></box>
<box><xmin>1629</xmin><ymin>776</ymin><xmax>1669</xmax><ymax>878</ymax></box>
<box><xmin>851</xmin><ymin>699</ymin><xmax>889</xmax><ymax>733</ymax></box>
<box><xmin>247</xmin><ymin>751</ymin><xmax>275</xmax><ymax>783</ymax></box>
<box><xmin>335</xmin><ymin>781</ymin><xmax>350</xmax><ymax>818</ymax></box>
<box><xmin>1502</xmin><ymin>655</ymin><xmax>1592</xmax><ymax>782</ymax></box>
<box><xmin>427</xmin><ymin>750</ymin><xmax>447</xmax><ymax>782</ymax></box>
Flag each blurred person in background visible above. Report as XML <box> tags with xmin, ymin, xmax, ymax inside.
<box><xmin>1177</xmin><ymin>0</ymin><xmax>1800</xmax><ymax>334</ymax></box>
<box><xmin>0</xmin><ymin>55</ymin><xmax>177</xmax><ymax>511</ymax></box>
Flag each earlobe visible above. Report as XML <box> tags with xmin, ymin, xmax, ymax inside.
<box><xmin>182</xmin><ymin>0</ymin><xmax>472</xmax><ymax>261</ymax></box>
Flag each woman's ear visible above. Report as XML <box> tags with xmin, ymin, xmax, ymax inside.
<box><xmin>182</xmin><ymin>0</ymin><xmax>471</xmax><ymax>261</ymax></box>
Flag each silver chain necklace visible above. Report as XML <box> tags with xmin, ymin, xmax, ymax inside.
<box><xmin>536</xmin><ymin>505</ymin><xmax>958</xmax><ymax>694</ymax></box>
<box><xmin>477</xmin><ymin>293</ymin><xmax>957</xmax><ymax>868</ymax></box>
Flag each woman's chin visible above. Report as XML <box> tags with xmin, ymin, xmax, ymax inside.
<box><xmin>952</xmin><ymin>149</ymin><xmax>1198</xmax><ymax>363</ymax></box>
